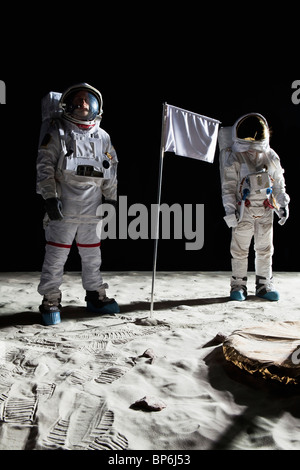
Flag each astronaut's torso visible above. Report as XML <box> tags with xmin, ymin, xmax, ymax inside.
<box><xmin>218</xmin><ymin>117</ymin><xmax>289</xmax><ymax>220</ymax></box>
<box><xmin>233</xmin><ymin>150</ymin><xmax>276</xmax><ymax>206</ymax></box>
<box><xmin>54</xmin><ymin>120</ymin><xmax>117</xmax><ymax>221</ymax></box>
<box><xmin>58</xmin><ymin>121</ymin><xmax>114</xmax><ymax>184</ymax></box>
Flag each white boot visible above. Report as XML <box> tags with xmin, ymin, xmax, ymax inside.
<box><xmin>256</xmin><ymin>276</ymin><xmax>279</xmax><ymax>301</ymax></box>
<box><xmin>230</xmin><ymin>276</ymin><xmax>247</xmax><ymax>301</ymax></box>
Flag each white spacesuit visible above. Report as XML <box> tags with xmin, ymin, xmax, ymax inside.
<box><xmin>218</xmin><ymin>113</ymin><xmax>290</xmax><ymax>301</ymax></box>
<box><xmin>36</xmin><ymin>83</ymin><xmax>119</xmax><ymax>325</ymax></box>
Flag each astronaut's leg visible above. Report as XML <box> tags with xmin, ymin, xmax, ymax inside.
<box><xmin>38</xmin><ymin>220</ymin><xmax>77</xmax><ymax>324</ymax></box>
<box><xmin>76</xmin><ymin>224</ymin><xmax>120</xmax><ymax>314</ymax></box>
<box><xmin>230</xmin><ymin>215</ymin><xmax>254</xmax><ymax>301</ymax></box>
<box><xmin>254</xmin><ymin>212</ymin><xmax>279</xmax><ymax>301</ymax></box>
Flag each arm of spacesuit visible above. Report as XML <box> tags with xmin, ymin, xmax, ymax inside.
<box><xmin>36</xmin><ymin>122</ymin><xmax>61</xmax><ymax>200</ymax></box>
<box><xmin>220</xmin><ymin>149</ymin><xmax>239</xmax><ymax>227</ymax></box>
<box><xmin>101</xmin><ymin>139</ymin><xmax>118</xmax><ymax>202</ymax></box>
<box><xmin>269</xmin><ymin>150</ymin><xmax>290</xmax><ymax>224</ymax></box>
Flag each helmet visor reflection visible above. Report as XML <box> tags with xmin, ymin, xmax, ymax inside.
<box><xmin>63</xmin><ymin>90</ymin><xmax>100</xmax><ymax>122</ymax></box>
<box><xmin>236</xmin><ymin>115</ymin><xmax>268</xmax><ymax>141</ymax></box>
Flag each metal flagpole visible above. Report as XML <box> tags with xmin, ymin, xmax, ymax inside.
<box><xmin>150</xmin><ymin>103</ymin><xmax>168</xmax><ymax>317</ymax></box>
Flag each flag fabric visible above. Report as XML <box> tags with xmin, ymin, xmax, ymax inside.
<box><xmin>164</xmin><ymin>104</ymin><xmax>220</xmax><ymax>163</ymax></box>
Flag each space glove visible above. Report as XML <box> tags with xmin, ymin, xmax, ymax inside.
<box><xmin>224</xmin><ymin>213</ymin><xmax>238</xmax><ymax>228</ymax></box>
<box><xmin>45</xmin><ymin>198</ymin><xmax>64</xmax><ymax>220</ymax></box>
<box><xmin>278</xmin><ymin>205</ymin><xmax>289</xmax><ymax>226</ymax></box>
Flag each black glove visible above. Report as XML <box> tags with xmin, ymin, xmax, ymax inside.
<box><xmin>45</xmin><ymin>198</ymin><xmax>64</xmax><ymax>220</ymax></box>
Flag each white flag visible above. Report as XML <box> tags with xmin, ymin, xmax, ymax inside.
<box><xmin>164</xmin><ymin>104</ymin><xmax>220</xmax><ymax>163</ymax></box>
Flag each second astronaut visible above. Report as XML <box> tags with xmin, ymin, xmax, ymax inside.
<box><xmin>219</xmin><ymin>113</ymin><xmax>290</xmax><ymax>301</ymax></box>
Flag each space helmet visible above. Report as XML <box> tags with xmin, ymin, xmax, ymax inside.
<box><xmin>235</xmin><ymin>113</ymin><xmax>269</xmax><ymax>142</ymax></box>
<box><xmin>232</xmin><ymin>113</ymin><xmax>270</xmax><ymax>153</ymax></box>
<box><xmin>60</xmin><ymin>83</ymin><xmax>103</xmax><ymax>126</ymax></box>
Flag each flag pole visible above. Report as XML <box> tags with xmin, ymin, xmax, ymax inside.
<box><xmin>150</xmin><ymin>103</ymin><xmax>168</xmax><ymax>317</ymax></box>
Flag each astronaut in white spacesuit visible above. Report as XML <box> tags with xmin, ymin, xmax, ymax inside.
<box><xmin>36</xmin><ymin>83</ymin><xmax>119</xmax><ymax>325</ymax></box>
<box><xmin>219</xmin><ymin>113</ymin><xmax>290</xmax><ymax>301</ymax></box>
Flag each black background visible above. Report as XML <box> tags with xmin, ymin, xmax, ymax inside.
<box><xmin>1</xmin><ymin>32</ymin><xmax>299</xmax><ymax>275</ymax></box>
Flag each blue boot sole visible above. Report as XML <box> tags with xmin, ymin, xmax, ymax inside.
<box><xmin>230</xmin><ymin>291</ymin><xmax>247</xmax><ymax>301</ymax></box>
<box><xmin>86</xmin><ymin>300</ymin><xmax>120</xmax><ymax>315</ymax></box>
<box><xmin>256</xmin><ymin>291</ymin><xmax>280</xmax><ymax>301</ymax></box>
<box><xmin>42</xmin><ymin>311</ymin><xmax>61</xmax><ymax>326</ymax></box>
